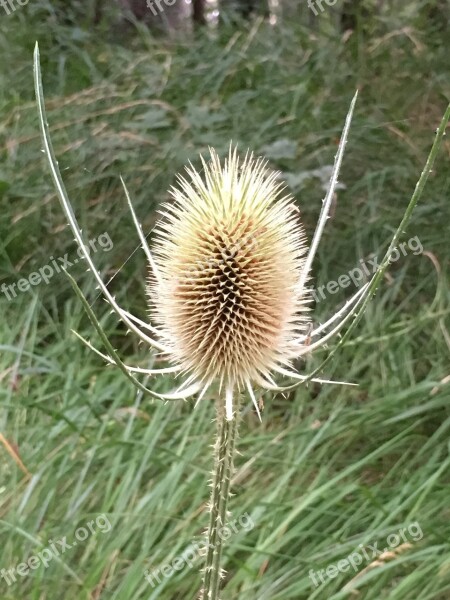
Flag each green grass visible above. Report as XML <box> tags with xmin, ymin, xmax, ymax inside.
<box><xmin>1</xmin><ymin>3</ymin><xmax>450</xmax><ymax>599</ymax></box>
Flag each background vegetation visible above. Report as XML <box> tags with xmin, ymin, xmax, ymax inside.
<box><xmin>0</xmin><ymin>1</ymin><xmax>449</xmax><ymax>598</ymax></box>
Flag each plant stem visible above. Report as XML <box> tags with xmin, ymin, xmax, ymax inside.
<box><xmin>201</xmin><ymin>400</ymin><xmax>239</xmax><ymax>600</ymax></box>
<box><xmin>282</xmin><ymin>101</ymin><xmax>450</xmax><ymax>393</ymax></box>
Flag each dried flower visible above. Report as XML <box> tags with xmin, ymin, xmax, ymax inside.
<box><xmin>149</xmin><ymin>148</ymin><xmax>310</xmax><ymax>420</ymax></box>
<box><xmin>35</xmin><ymin>47</ymin><xmax>362</xmax><ymax>425</ymax></box>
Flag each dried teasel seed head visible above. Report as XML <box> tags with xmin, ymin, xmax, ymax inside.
<box><xmin>149</xmin><ymin>147</ymin><xmax>310</xmax><ymax>417</ymax></box>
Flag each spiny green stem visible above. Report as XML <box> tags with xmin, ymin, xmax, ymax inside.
<box><xmin>281</xmin><ymin>102</ymin><xmax>450</xmax><ymax>394</ymax></box>
<box><xmin>201</xmin><ymin>401</ymin><xmax>239</xmax><ymax>600</ymax></box>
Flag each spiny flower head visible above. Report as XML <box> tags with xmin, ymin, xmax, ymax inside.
<box><xmin>149</xmin><ymin>147</ymin><xmax>310</xmax><ymax>417</ymax></box>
